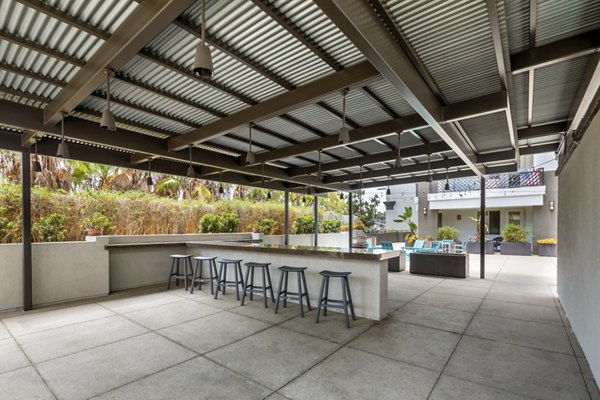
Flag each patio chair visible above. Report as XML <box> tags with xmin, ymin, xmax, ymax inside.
<box><xmin>403</xmin><ymin>239</ymin><xmax>425</xmax><ymax>252</ymax></box>
<box><xmin>441</xmin><ymin>240</ymin><xmax>454</xmax><ymax>253</ymax></box>
<box><xmin>380</xmin><ymin>241</ymin><xmax>394</xmax><ymax>250</ymax></box>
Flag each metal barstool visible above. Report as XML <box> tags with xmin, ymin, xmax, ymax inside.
<box><xmin>190</xmin><ymin>256</ymin><xmax>218</xmax><ymax>294</ymax></box>
<box><xmin>215</xmin><ymin>259</ymin><xmax>244</xmax><ymax>300</ymax></box>
<box><xmin>166</xmin><ymin>254</ymin><xmax>193</xmax><ymax>291</ymax></box>
<box><xmin>274</xmin><ymin>266</ymin><xmax>311</xmax><ymax>317</ymax></box>
<box><xmin>240</xmin><ymin>262</ymin><xmax>275</xmax><ymax>308</ymax></box>
<box><xmin>315</xmin><ymin>270</ymin><xmax>356</xmax><ymax>328</ymax></box>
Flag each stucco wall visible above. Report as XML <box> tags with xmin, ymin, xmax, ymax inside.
<box><xmin>558</xmin><ymin>110</ymin><xmax>600</xmax><ymax>383</ymax></box>
<box><xmin>416</xmin><ymin>183</ymin><xmax>438</xmax><ymax>238</ymax></box>
<box><xmin>533</xmin><ymin>171</ymin><xmax>558</xmax><ymax>252</ymax></box>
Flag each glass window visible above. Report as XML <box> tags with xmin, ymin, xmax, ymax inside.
<box><xmin>508</xmin><ymin>211</ymin><xmax>521</xmax><ymax>226</ymax></box>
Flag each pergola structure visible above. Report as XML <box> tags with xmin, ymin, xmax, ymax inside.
<box><xmin>1</xmin><ymin>0</ymin><xmax>599</xmax><ymax>309</ymax></box>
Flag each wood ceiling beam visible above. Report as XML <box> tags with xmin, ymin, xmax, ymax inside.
<box><xmin>43</xmin><ymin>0</ymin><xmax>195</xmax><ymax>125</ymax></box>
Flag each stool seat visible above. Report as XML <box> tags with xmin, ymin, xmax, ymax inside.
<box><xmin>319</xmin><ymin>270</ymin><xmax>351</xmax><ymax>277</ymax></box>
<box><xmin>241</xmin><ymin>262</ymin><xmax>275</xmax><ymax>308</ymax></box>
<box><xmin>166</xmin><ymin>255</ymin><xmax>193</xmax><ymax>291</ymax></box>
<box><xmin>279</xmin><ymin>266</ymin><xmax>307</xmax><ymax>272</ymax></box>
<box><xmin>193</xmin><ymin>256</ymin><xmax>217</xmax><ymax>261</ymax></box>
<box><xmin>219</xmin><ymin>258</ymin><xmax>243</xmax><ymax>263</ymax></box>
<box><xmin>170</xmin><ymin>254</ymin><xmax>192</xmax><ymax>258</ymax></box>
<box><xmin>245</xmin><ymin>262</ymin><xmax>271</xmax><ymax>267</ymax></box>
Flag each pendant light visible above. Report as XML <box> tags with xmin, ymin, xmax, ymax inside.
<box><xmin>187</xmin><ymin>145</ymin><xmax>195</xmax><ymax>177</ymax></box>
<box><xmin>386</xmin><ymin>175</ymin><xmax>391</xmax><ymax>196</ymax></box>
<box><xmin>100</xmin><ymin>69</ymin><xmax>116</xmax><ymax>131</ymax></box>
<box><xmin>262</xmin><ymin>162</ymin><xmax>271</xmax><ymax>200</ymax></box>
<box><xmin>317</xmin><ymin>149</ymin><xmax>323</xmax><ymax>180</ymax></box>
<box><xmin>444</xmin><ymin>167</ymin><xmax>450</xmax><ymax>191</ymax></box>
<box><xmin>339</xmin><ymin>180</ymin><xmax>344</xmax><ymax>200</ymax></box>
<box><xmin>32</xmin><ymin>139</ymin><xmax>42</xmax><ymax>172</ymax></box>
<box><xmin>146</xmin><ymin>160</ymin><xmax>154</xmax><ymax>186</ymax></box>
<box><xmin>218</xmin><ymin>171</ymin><xmax>224</xmax><ymax>195</ymax></box>
<box><xmin>338</xmin><ymin>88</ymin><xmax>350</xmax><ymax>144</ymax></box>
<box><xmin>245</xmin><ymin>123</ymin><xmax>255</xmax><ymax>164</ymax></box>
<box><xmin>426</xmin><ymin>154</ymin><xmax>433</xmax><ymax>183</ymax></box>
<box><xmin>359</xmin><ymin>165</ymin><xmax>364</xmax><ymax>195</ymax></box>
<box><xmin>56</xmin><ymin>112</ymin><xmax>70</xmax><ymax>158</ymax></box>
<box><xmin>193</xmin><ymin>0</ymin><xmax>213</xmax><ymax>79</ymax></box>
<box><xmin>395</xmin><ymin>132</ymin><xmax>402</xmax><ymax>168</ymax></box>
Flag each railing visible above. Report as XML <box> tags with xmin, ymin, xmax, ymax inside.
<box><xmin>432</xmin><ymin>169</ymin><xmax>544</xmax><ymax>193</ymax></box>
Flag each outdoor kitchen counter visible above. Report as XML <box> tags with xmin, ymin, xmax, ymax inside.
<box><xmin>104</xmin><ymin>239</ymin><xmax>394</xmax><ymax>320</ymax></box>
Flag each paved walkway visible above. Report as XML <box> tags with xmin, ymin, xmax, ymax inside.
<box><xmin>0</xmin><ymin>255</ymin><xmax>598</xmax><ymax>399</ymax></box>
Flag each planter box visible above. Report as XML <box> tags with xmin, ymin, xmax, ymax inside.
<box><xmin>501</xmin><ymin>242</ymin><xmax>532</xmax><ymax>256</ymax></box>
<box><xmin>538</xmin><ymin>244</ymin><xmax>557</xmax><ymax>257</ymax></box>
<box><xmin>410</xmin><ymin>252</ymin><xmax>469</xmax><ymax>278</ymax></box>
<box><xmin>466</xmin><ymin>241</ymin><xmax>494</xmax><ymax>254</ymax></box>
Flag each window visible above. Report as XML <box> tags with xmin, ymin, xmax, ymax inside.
<box><xmin>477</xmin><ymin>211</ymin><xmax>500</xmax><ymax>234</ymax></box>
<box><xmin>508</xmin><ymin>211</ymin><xmax>521</xmax><ymax>226</ymax></box>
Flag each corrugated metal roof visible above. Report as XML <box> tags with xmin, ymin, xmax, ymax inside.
<box><xmin>511</xmin><ymin>71</ymin><xmax>529</xmax><ymax>127</ymax></box>
<box><xmin>285</xmin><ymin>103</ymin><xmax>341</xmax><ymax>135</ymax></box>
<box><xmin>46</xmin><ymin>0</ymin><xmax>138</xmax><ymax>35</ymax></box>
<box><xmin>256</xmin><ymin>116</ymin><xmax>319</xmax><ymax>143</ymax></box>
<box><xmin>460</xmin><ymin>111</ymin><xmax>512</xmax><ymax>153</ymax></box>
<box><xmin>384</xmin><ymin>0</ymin><xmax>503</xmax><ymax>103</ymax></box>
<box><xmin>0</xmin><ymin>66</ymin><xmax>61</xmax><ymax>99</ymax></box>
<box><xmin>319</xmin><ymin>87</ymin><xmax>392</xmax><ymax>127</ymax></box>
<box><xmin>365</xmin><ymin>79</ymin><xmax>416</xmax><ymax>117</ymax></box>
<box><xmin>536</xmin><ymin>0</ymin><xmax>600</xmax><ymax>46</ymax></box>
<box><xmin>532</xmin><ymin>55</ymin><xmax>592</xmax><ymax>125</ymax></box>
<box><xmin>504</xmin><ymin>0</ymin><xmax>529</xmax><ymax>54</ymax></box>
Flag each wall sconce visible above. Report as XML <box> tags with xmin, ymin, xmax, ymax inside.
<box><xmin>423</xmin><ymin>206</ymin><xmax>427</xmax><ymax>215</ymax></box>
<box><xmin>549</xmin><ymin>200</ymin><xmax>555</xmax><ymax>211</ymax></box>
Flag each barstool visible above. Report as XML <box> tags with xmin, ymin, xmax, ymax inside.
<box><xmin>166</xmin><ymin>254</ymin><xmax>193</xmax><ymax>291</ymax></box>
<box><xmin>241</xmin><ymin>262</ymin><xmax>275</xmax><ymax>308</ymax></box>
<box><xmin>190</xmin><ymin>256</ymin><xmax>218</xmax><ymax>294</ymax></box>
<box><xmin>315</xmin><ymin>270</ymin><xmax>356</xmax><ymax>328</ymax></box>
<box><xmin>275</xmin><ymin>266</ymin><xmax>311</xmax><ymax>317</ymax></box>
<box><xmin>215</xmin><ymin>259</ymin><xmax>244</xmax><ymax>300</ymax></box>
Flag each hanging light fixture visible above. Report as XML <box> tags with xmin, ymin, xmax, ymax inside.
<box><xmin>193</xmin><ymin>0</ymin><xmax>213</xmax><ymax>79</ymax></box>
<box><xmin>261</xmin><ymin>162</ymin><xmax>272</xmax><ymax>200</ymax></box>
<box><xmin>218</xmin><ymin>171</ymin><xmax>224</xmax><ymax>195</ymax></box>
<box><xmin>359</xmin><ymin>165</ymin><xmax>364</xmax><ymax>195</ymax></box>
<box><xmin>426</xmin><ymin>154</ymin><xmax>433</xmax><ymax>183</ymax></box>
<box><xmin>186</xmin><ymin>145</ymin><xmax>195</xmax><ymax>178</ymax></box>
<box><xmin>339</xmin><ymin>180</ymin><xmax>344</xmax><ymax>200</ymax></box>
<box><xmin>146</xmin><ymin>159</ymin><xmax>154</xmax><ymax>187</ymax></box>
<box><xmin>338</xmin><ymin>88</ymin><xmax>350</xmax><ymax>144</ymax></box>
<box><xmin>444</xmin><ymin>167</ymin><xmax>450</xmax><ymax>191</ymax></box>
<box><xmin>32</xmin><ymin>139</ymin><xmax>42</xmax><ymax>172</ymax></box>
<box><xmin>317</xmin><ymin>149</ymin><xmax>323</xmax><ymax>180</ymax></box>
<box><xmin>386</xmin><ymin>176</ymin><xmax>391</xmax><ymax>196</ymax></box>
<box><xmin>100</xmin><ymin>69</ymin><xmax>116</xmax><ymax>131</ymax></box>
<box><xmin>56</xmin><ymin>112</ymin><xmax>70</xmax><ymax>158</ymax></box>
<box><xmin>395</xmin><ymin>132</ymin><xmax>402</xmax><ymax>168</ymax></box>
<box><xmin>245</xmin><ymin>123</ymin><xmax>255</xmax><ymax>164</ymax></box>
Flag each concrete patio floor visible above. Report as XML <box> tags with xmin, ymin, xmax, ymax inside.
<box><xmin>0</xmin><ymin>255</ymin><xmax>598</xmax><ymax>400</ymax></box>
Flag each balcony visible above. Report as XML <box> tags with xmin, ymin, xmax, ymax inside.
<box><xmin>431</xmin><ymin>169</ymin><xmax>545</xmax><ymax>193</ymax></box>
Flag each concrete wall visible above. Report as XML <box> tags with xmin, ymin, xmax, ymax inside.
<box><xmin>533</xmin><ymin>171</ymin><xmax>558</xmax><ymax>252</ymax></box>
<box><xmin>0</xmin><ymin>239</ymin><xmax>109</xmax><ymax>311</ymax></box>
<box><xmin>263</xmin><ymin>233</ymin><xmax>349</xmax><ymax>247</ymax></box>
<box><xmin>417</xmin><ymin>183</ymin><xmax>439</xmax><ymax>238</ymax></box>
<box><xmin>558</xmin><ymin>110</ymin><xmax>600</xmax><ymax>383</ymax></box>
<box><xmin>385</xmin><ymin>183</ymin><xmax>417</xmax><ymax>230</ymax></box>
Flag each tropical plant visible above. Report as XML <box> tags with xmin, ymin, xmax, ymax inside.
<box><xmin>469</xmin><ymin>216</ymin><xmax>489</xmax><ymax>241</ymax></box>
<box><xmin>503</xmin><ymin>224</ymin><xmax>528</xmax><ymax>243</ymax></box>
<box><xmin>80</xmin><ymin>212</ymin><xmax>115</xmax><ymax>235</ymax></box>
<box><xmin>320</xmin><ymin>219</ymin><xmax>341</xmax><ymax>233</ymax></box>
<box><xmin>220</xmin><ymin>212</ymin><xmax>240</xmax><ymax>233</ymax></box>
<box><xmin>257</xmin><ymin>218</ymin><xmax>276</xmax><ymax>235</ymax></box>
<box><xmin>198</xmin><ymin>214</ymin><xmax>222</xmax><ymax>233</ymax></box>
<box><xmin>405</xmin><ymin>234</ymin><xmax>418</xmax><ymax>246</ymax></box>
<box><xmin>33</xmin><ymin>213</ymin><xmax>68</xmax><ymax>242</ymax></box>
<box><xmin>291</xmin><ymin>216</ymin><xmax>314</xmax><ymax>234</ymax></box>
<box><xmin>438</xmin><ymin>226</ymin><xmax>460</xmax><ymax>241</ymax></box>
<box><xmin>536</xmin><ymin>237</ymin><xmax>557</xmax><ymax>245</ymax></box>
<box><xmin>394</xmin><ymin>206</ymin><xmax>417</xmax><ymax>236</ymax></box>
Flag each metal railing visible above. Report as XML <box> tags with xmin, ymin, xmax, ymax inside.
<box><xmin>432</xmin><ymin>169</ymin><xmax>544</xmax><ymax>193</ymax></box>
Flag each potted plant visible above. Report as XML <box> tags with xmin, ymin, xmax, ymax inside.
<box><xmin>465</xmin><ymin>217</ymin><xmax>494</xmax><ymax>254</ymax></box>
<box><xmin>537</xmin><ymin>238</ymin><xmax>557</xmax><ymax>257</ymax></box>
<box><xmin>80</xmin><ymin>212</ymin><xmax>114</xmax><ymax>237</ymax></box>
<box><xmin>501</xmin><ymin>224</ymin><xmax>531</xmax><ymax>255</ymax></box>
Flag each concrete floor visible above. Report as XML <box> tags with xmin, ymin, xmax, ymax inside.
<box><xmin>0</xmin><ymin>255</ymin><xmax>598</xmax><ymax>400</ymax></box>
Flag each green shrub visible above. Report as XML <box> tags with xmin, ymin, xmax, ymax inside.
<box><xmin>257</xmin><ymin>218</ymin><xmax>276</xmax><ymax>235</ymax></box>
<box><xmin>34</xmin><ymin>213</ymin><xmax>68</xmax><ymax>242</ymax></box>
<box><xmin>320</xmin><ymin>219</ymin><xmax>341</xmax><ymax>233</ymax></box>
<box><xmin>503</xmin><ymin>224</ymin><xmax>529</xmax><ymax>243</ymax></box>
<box><xmin>220</xmin><ymin>212</ymin><xmax>240</xmax><ymax>233</ymax></box>
<box><xmin>292</xmin><ymin>216</ymin><xmax>314</xmax><ymax>234</ymax></box>
<box><xmin>437</xmin><ymin>226</ymin><xmax>460</xmax><ymax>241</ymax></box>
<box><xmin>198</xmin><ymin>214</ymin><xmax>222</xmax><ymax>233</ymax></box>
<box><xmin>80</xmin><ymin>212</ymin><xmax>115</xmax><ymax>235</ymax></box>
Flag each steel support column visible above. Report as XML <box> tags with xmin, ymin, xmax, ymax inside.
<box><xmin>313</xmin><ymin>195</ymin><xmax>319</xmax><ymax>247</ymax></box>
<box><xmin>284</xmin><ymin>190</ymin><xmax>289</xmax><ymax>246</ymax></box>
<box><xmin>348</xmin><ymin>193</ymin><xmax>353</xmax><ymax>249</ymax></box>
<box><xmin>21</xmin><ymin>146</ymin><xmax>32</xmax><ymax>310</ymax></box>
<box><xmin>480</xmin><ymin>176</ymin><xmax>486</xmax><ymax>279</ymax></box>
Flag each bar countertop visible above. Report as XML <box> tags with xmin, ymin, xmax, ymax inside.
<box><xmin>105</xmin><ymin>240</ymin><xmax>401</xmax><ymax>261</ymax></box>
